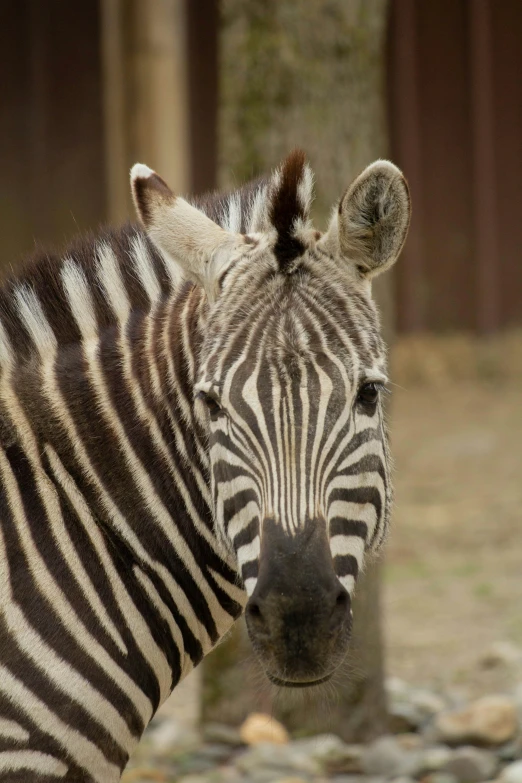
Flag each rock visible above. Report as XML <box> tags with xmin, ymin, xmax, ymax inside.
<box><xmin>501</xmin><ymin>760</ymin><xmax>522</xmax><ymax>783</ymax></box>
<box><xmin>292</xmin><ymin>734</ymin><xmax>364</xmax><ymax>774</ymax></box>
<box><xmin>196</xmin><ymin>743</ymin><xmax>234</xmax><ymax>763</ymax></box>
<box><xmin>178</xmin><ymin>776</ymin><xmax>213</xmax><ymax>783</ymax></box>
<box><xmin>412</xmin><ymin>689</ymin><xmax>447</xmax><ymax>719</ymax></box>
<box><xmin>330</xmin><ymin>776</ymin><xmax>368</xmax><ymax>783</ymax></box>
<box><xmin>202</xmin><ymin>722</ymin><xmax>243</xmax><ymax>746</ymax></box>
<box><xmin>397</xmin><ymin>734</ymin><xmax>424</xmax><ymax>751</ymax></box>
<box><xmin>240</xmin><ymin>713</ymin><xmax>289</xmax><ymax>745</ymax></box>
<box><xmin>419</xmin><ymin>745</ymin><xmax>454</xmax><ymax>773</ymax></box>
<box><xmin>389</xmin><ymin>703</ymin><xmax>425</xmax><ymax>733</ymax></box>
<box><xmin>242</xmin><ymin>770</ymin><xmax>293</xmax><ymax>783</ymax></box>
<box><xmin>175</xmin><ymin>755</ymin><xmax>216</xmax><ymax>776</ymax></box>
<box><xmin>388</xmin><ymin>682</ymin><xmax>446</xmax><ymax>732</ymax></box>
<box><xmin>421</xmin><ymin>774</ymin><xmax>459</xmax><ymax>783</ymax></box>
<box><xmin>497</xmin><ymin>737</ymin><xmax>522</xmax><ymax>763</ymax></box>
<box><xmin>269</xmin><ymin>779</ymin><xmax>309</xmax><ymax>783</ymax></box>
<box><xmin>435</xmin><ymin>696</ymin><xmax>519</xmax><ymax>746</ymax></box>
<box><xmin>443</xmin><ymin>746</ymin><xmax>498</xmax><ymax>783</ymax></box>
<box><xmin>479</xmin><ymin>643</ymin><xmax>522</xmax><ymax>670</ymax></box>
<box><xmin>362</xmin><ymin>736</ymin><xmax>423</xmax><ymax>778</ymax></box>
<box><xmin>235</xmin><ymin>742</ymin><xmax>321</xmax><ymax>776</ymax></box>
<box><xmin>146</xmin><ymin>720</ymin><xmax>200</xmax><ymax>752</ymax></box>
<box><xmin>386</xmin><ymin>677</ymin><xmax>412</xmax><ymax>699</ymax></box>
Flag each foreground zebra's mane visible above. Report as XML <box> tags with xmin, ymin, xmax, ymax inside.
<box><xmin>0</xmin><ymin>177</ymin><xmax>271</xmax><ymax>364</ymax></box>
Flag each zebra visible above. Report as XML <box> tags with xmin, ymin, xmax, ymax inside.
<box><xmin>0</xmin><ymin>149</ymin><xmax>410</xmax><ymax>781</ymax></box>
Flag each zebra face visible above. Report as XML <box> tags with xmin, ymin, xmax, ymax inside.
<box><xmin>131</xmin><ymin>151</ymin><xmax>411</xmax><ymax>687</ymax></box>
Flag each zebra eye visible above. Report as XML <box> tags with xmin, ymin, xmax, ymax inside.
<box><xmin>197</xmin><ymin>391</ymin><xmax>223</xmax><ymax>418</ymax></box>
<box><xmin>356</xmin><ymin>382</ymin><xmax>381</xmax><ymax>408</ymax></box>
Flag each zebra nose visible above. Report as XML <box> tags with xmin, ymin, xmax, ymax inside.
<box><xmin>246</xmin><ymin>579</ymin><xmax>350</xmax><ymax>634</ymax></box>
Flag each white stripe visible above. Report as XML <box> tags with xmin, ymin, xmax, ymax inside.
<box><xmin>236</xmin><ymin>535</ymin><xmax>260</xmax><ymax>569</ymax></box>
<box><xmin>223</xmin><ymin>193</ymin><xmax>242</xmax><ymax>233</ymax></box>
<box><xmin>0</xmin><ymin>719</ymin><xmax>29</xmax><ymax>743</ymax></box>
<box><xmin>96</xmin><ymin>243</ymin><xmax>131</xmax><ymax>322</ymax></box>
<box><xmin>0</xmin><ymin>533</ymin><xmax>136</xmax><ymax>754</ymax></box>
<box><xmin>0</xmin><ymin>750</ymin><xmax>67</xmax><ymax>777</ymax></box>
<box><xmin>15</xmin><ymin>285</ymin><xmax>57</xmax><ymax>356</ymax></box>
<box><xmin>0</xmin><ymin>441</ymin><xmax>153</xmax><ymax>725</ymax></box>
<box><xmin>61</xmin><ymin>260</ymin><xmax>98</xmax><ymax>339</ymax></box>
<box><xmin>0</xmin><ymin>667</ymin><xmax>120</xmax><ymax>783</ymax></box>
<box><xmin>131</xmin><ymin>234</ymin><xmax>162</xmax><ymax>303</ymax></box>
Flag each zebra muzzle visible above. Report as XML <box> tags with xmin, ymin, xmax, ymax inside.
<box><xmin>245</xmin><ymin>518</ymin><xmax>353</xmax><ymax>686</ymax></box>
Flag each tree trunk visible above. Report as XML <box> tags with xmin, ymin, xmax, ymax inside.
<box><xmin>203</xmin><ymin>0</ymin><xmax>392</xmax><ymax>741</ymax></box>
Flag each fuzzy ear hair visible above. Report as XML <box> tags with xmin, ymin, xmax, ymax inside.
<box><xmin>328</xmin><ymin>160</ymin><xmax>411</xmax><ymax>278</ymax></box>
<box><xmin>131</xmin><ymin>164</ymin><xmax>239</xmax><ymax>298</ymax></box>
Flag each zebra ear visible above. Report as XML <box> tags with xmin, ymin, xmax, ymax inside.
<box><xmin>130</xmin><ymin>163</ymin><xmax>239</xmax><ymax>298</ymax></box>
<box><xmin>325</xmin><ymin>160</ymin><xmax>411</xmax><ymax>278</ymax></box>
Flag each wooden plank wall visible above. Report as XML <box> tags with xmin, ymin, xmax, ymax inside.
<box><xmin>0</xmin><ymin>0</ymin><xmax>105</xmax><ymax>269</ymax></box>
<box><xmin>388</xmin><ymin>0</ymin><xmax>522</xmax><ymax>334</ymax></box>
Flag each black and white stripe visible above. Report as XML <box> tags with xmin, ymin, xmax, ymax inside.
<box><xmin>0</xmin><ymin>151</ymin><xmax>410</xmax><ymax>780</ymax></box>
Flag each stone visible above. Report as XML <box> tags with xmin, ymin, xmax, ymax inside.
<box><xmin>479</xmin><ymin>643</ymin><xmax>522</xmax><ymax>670</ymax></box>
<box><xmin>146</xmin><ymin>720</ymin><xmax>200</xmax><ymax>752</ymax></box>
<box><xmin>419</xmin><ymin>745</ymin><xmax>454</xmax><ymax>773</ymax></box>
<box><xmin>397</xmin><ymin>734</ymin><xmax>424</xmax><ymax>751</ymax></box>
<box><xmin>362</xmin><ymin>736</ymin><xmax>423</xmax><ymax>778</ymax></box>
<box><xmin>239</xmin><ymin>713</ymin><xmax>289</xmax><ymax>746</ymax></box>
<box><xmin>269</xmin><ymin>779</ymin><xmax>309</xmax><ymax>783</ymax></box>
<box><xmin>501</xmin><ymin>760</ymin><xmax>522</xmax><ymax>783</ymax></box>
<box><xmin>411</xmin><ymin>689</ymin><xmax>447</xmax><ymax>719</ymax></box>
<box><xmin>386</xmin><ymin>677</ymin><xmax>411</xmax><ymax>699</ymax></box>
<box><xmin>388</xmin><ymin>684</ymin><xmax>446</xmax><ymax>732</ymax></box>
<box><xmin>196</xmin><ymin>743</ymin><xmax>234</xmax><ymax>763</ymax></box>
<box><xmin>178</xmin><ymin>777</ymin><xmax>216</xmax><ymax>783</ymax></box>
<box><xmin>292</xmin><ymin>734</ymin><xmax>364</xmax><ymax>774</ymax></box>
<box><xmin>235</xmin><ymin>742</ymin><xmax>321</xmax><ymax>776</ymax></box>
<box><xmin>435</xmin><ymin>697</ymin><xmax>519</xmax><ymax>746</ymax></box>
<box><xmin>389</xmin><ymin>703</ymin><xmax>425</xmax><ymax>733</ymax></box>
<box><xmin>443</xmin><ymin>746</ymin><xmax>498</xmax><ymax>783</ymax></box>
<box><xmin>497</xmin><ymin>737</ymin><xmax>522</xmax><ymax>763</ymax></box>
<box><xmin>421</xmin><ymin>774</ymin><xmax>459</xmax><ymax>783</ymax></box>
<box><xmin>330</xmin><ymin>776</ymin><xmax>367</xmax><ymax>783</ymax></box>
<box><xmin>247</xmin><ymin>774</ymin><xmax>304</xmax><ymax>783</ymax></box>
<box><xmin>202</xmin><ymin>722</ymin><xmax>243</xmax><ymax>746</ymax></box>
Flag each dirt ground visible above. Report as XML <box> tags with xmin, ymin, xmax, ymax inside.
<box><xmin>384</xmin><ymin>378</ymin><xmax>522</xmax><ymax>697</ymax></box>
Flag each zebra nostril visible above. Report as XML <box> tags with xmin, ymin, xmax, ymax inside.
<box><xmin>333</xmin><ymin>587</ymin><xmax>350</xmax><ymax>614</ymax></box>
<box><xmin>247</xmin><ymin>600</ymin><xmax>263</xmax><ymax>622</ymax></box>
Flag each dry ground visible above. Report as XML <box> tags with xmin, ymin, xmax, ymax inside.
<box><xmin>385</xmin><ymin>379</ymin><xmax>522</xmax><ymax>696</ymax></box>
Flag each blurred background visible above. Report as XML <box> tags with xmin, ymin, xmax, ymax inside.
<box><xmin>2</xmin><ymin>1</ymin><xmax>522</xmax><ymax>781</ymax></box>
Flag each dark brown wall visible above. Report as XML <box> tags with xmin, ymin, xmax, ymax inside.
<box><xmin>187</xmin><ymin>0</ymin><xmax>219</xmax><ymax>195</ymax></box>
<box><xmin>0</xmin><ymin>0</ymin><xmax>105</xmax><ymax>270</ymax></box>
<box><xmin>388</xmin><ymin>0</ymin><xmax>522</xmax><ymax>333</ymax></box>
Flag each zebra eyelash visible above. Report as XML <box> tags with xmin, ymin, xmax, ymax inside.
<box><xmin>196</xmin><ymin>390</ymin><xmax>223</xmax><ymax>417</ymax></box>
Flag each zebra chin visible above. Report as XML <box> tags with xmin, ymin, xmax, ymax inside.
<box><xmin>243</xmin><ymin>518</ymin><xmax>354</xmax><ymax>687</ymax></box>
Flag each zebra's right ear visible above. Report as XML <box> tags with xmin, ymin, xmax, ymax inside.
<box><xmin>130</xmin><ymin>164</ymin><xmax>240</xmax><ymax>300</ymax></box>
<box><xmin>322</xmin><ymin>160</ymin><xmax>411</xmax><ymax>279</ymax></box>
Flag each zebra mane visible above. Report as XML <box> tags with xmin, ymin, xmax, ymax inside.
<box><xmin>0</xmin><ymin>174</ymin><xmax>274</xmax><ymax>365</ymax></box>
<box><xmin>190</xmin><ymin>175</ymin><xmax>270</xmax><ymax>234</ymax></box>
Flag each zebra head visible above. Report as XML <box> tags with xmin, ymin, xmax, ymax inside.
<box><xmin>131</xmin><ymin>152</ymin><xmax>410</xmax><ymax>687</ymax></box>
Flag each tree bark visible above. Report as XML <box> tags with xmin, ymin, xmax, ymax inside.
<box><xmin>203</xmin><ymin>0</ymin><xmax>391</xmax><ymax>741</ymax></box>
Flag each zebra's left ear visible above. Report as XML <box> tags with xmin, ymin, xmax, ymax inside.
<box><xmin>130</xmin><ymin>163</ymin><xmax>240</xmax><ymax>299</ymax></box>
<box><xmin>324</xmin><ymin>160</ymin><xmax>411</xmax><ymax>278</ymax></box>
